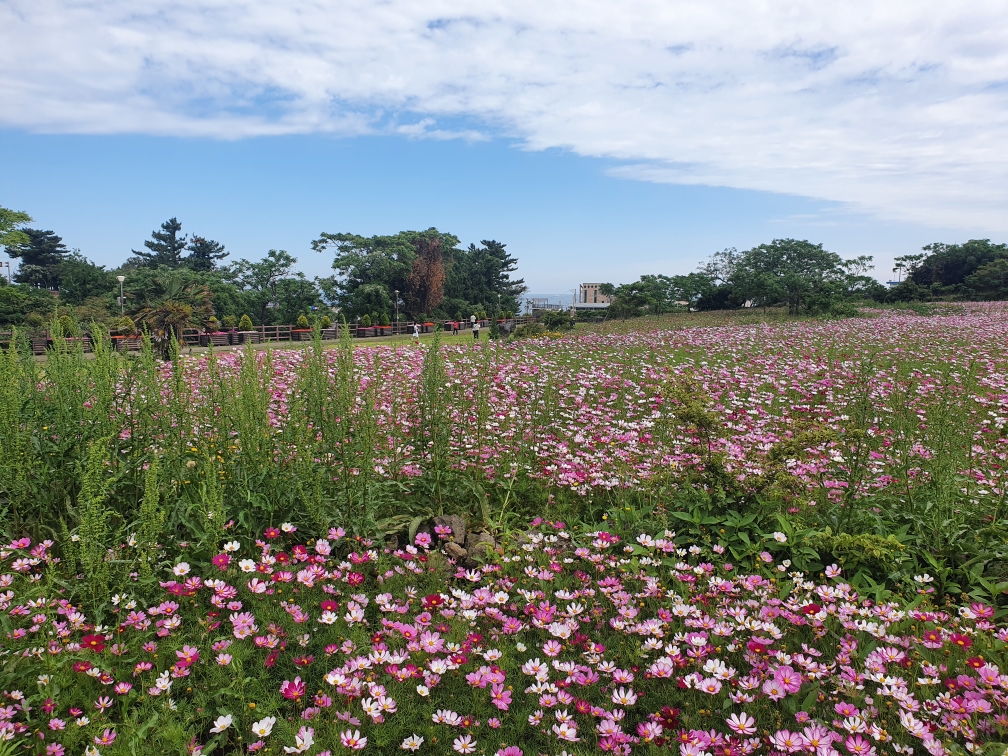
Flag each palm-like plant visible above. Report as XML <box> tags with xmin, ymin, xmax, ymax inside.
<box><xmin>132</xmin><ymin>273</ymin><xmax>213</xmax><ymax>357</ymax></box>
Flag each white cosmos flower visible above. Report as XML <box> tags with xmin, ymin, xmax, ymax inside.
<box><xmin>401</xmin><ymin>734</ymin><xmax>424</xmax><ymax>751</ymax></box>
<box><xmin>209</xmin><ymin>714</ymin><xmax>232</xmax><ymax>733</ymax></box>
<box><xmin>251</xmin><ymin>717</ymin><xmax>276</xmax><ymax>737</ymax></box>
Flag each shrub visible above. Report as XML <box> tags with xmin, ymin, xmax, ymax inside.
<box><xmin>379</xmin><ymin>312</ymin><xmax>390</xmax><ymax>327</ymax></box>
<box><xmin>540</xmin><ymin>310</ymin><xmax>574</xmax><ymax>331</ymax></box>
<box><xmin>116</xmin><ymin>315</ymin><xmax>137</xmax><ymax>335</ymax></box>
<box><xmin>296</xmin><ymin>314</ymin><xmax>310</xmax><ymax>329</ymax></box>
<box><xmin>360</xmin><ymin>314</ymin><xmax>371</xmax><ymax>327</ymax></box>
<box><xmin>513</xmin><ymin>321</ymin><xmax>547</xmax><ymax>339</ymax></box>
<box><xmin>320</xmin><ymin>315</ymin><xmax>332</xmax><ymax>328</ymax></box>
<box><xmin>221</xmin><ymin>315</ymin><xmax>237</xmax><ymax>328</ymax></box>
<box><xmin>56</xmin><ymin>313</ymin><xmax>80</xmax><ymax>337</ymax></box>
<box><xmin>238</xmin><ymin>314</ymin><xmax>253</xmax><ymax>330</ymax></box>
<box><xmin>24</xmin><ymin>312</ymin><xmax>45</xmax><ymax>331</ymax></box>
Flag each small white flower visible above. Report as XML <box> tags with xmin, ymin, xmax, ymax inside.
<box><xmin>238</xmin><ymin>559</ymin><xmax>256</xmax><ymax>573</ymax></box>
<box><xmin>251</xmin><ymin>717</ymin><xmax>276</xmax><ymax>737</ymax></box>
<box><xmin>173</xmin><ymin>562</ymin><xmax>191</xmax><ymax>577</ymax></box>
<box><xmin>416</xmin><ymin>684</ymin><xmax>430</xmax><ymax>697</ymax></box>
<box><xmin>223</xmin><ymin>541</ymin><xmax>241</xmax><ymax>553</ymax></box>
<box><xmin>210</xmin><ymin>714</ymin><xmax>232</xmax><ymax>733</ymax></box>
<box><xmin>773</xmin><ymin>532</ymin><xmax>787</xmax><ymax>543</ymax></box>
<box><xmin>401</xmin><ymin>734</ymin><xmax>424</xmax><ymax>752</ymax></box>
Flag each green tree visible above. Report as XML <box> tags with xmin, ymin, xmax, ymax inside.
<box><xmin>7</xmin><ymin>229</ymin><xmax>71</xmax><ymax>289</ymax></box>
<box><xmin>444</xmin><ymin>240</ymin><xmax>527</xmax><ymax>316</ymax></box>
<box><xmin>59</xmin><ymin>253</ymin><xmax>114</xmax><ymax>306</ymax></box>
<box><xmin>315</xmin><ymin>228</ymin><xmax>530</xmax><ymax>321</ymax></box>
<box><xmin>911</xmin><ymin>239</ymin><xmax>1008</xmax><ymax>289</ymax></box>
<box><xmin>132</xmin><ymin>217</ymin><xmax>188</xmax><ymax>269</ymax></box>
<box><xmin>185</xmin><ymin>236</ymin><xmax>229</xmax><ymax>272</ymax></box>
<box><xmin>734</xmin><ymin>239</ymin><xmax>846</xmax><ymax>315</ymax></box>
<box><xmin>0</xmin><ymin>285</ymin><xmax>54</xmax><ymax>325</ymax></box>
<box><xmin>0</xmin><ymin>206</ymin><xmax>32</xmax><ymax>254</ymax></box>
<box><xmin>274</xmin><ymin>275</ymin><xmax>323</xmax><ymax>325</ymax></box>
<box><xmin>965</xmin><ymin>258</ymin><xmax>1008</xmax><ymax>299</ymax></box>
<box><xmin>313</xmin><ymin>230</ymin><xmax>424</xmax><ymax>319</ymax></box>
<box><xmin>231</xmin><ymin>249</ymin><xmax>321</xmax><ymax>325</ymax></box>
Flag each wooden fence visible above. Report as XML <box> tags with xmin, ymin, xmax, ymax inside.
<box><xmin>1</xmin><ymin>317</ymin><xmax>538</xmax><ymax>355</ymax></box>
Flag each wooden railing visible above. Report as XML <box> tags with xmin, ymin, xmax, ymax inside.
<box><xmin>2</xmin><ymin>317</ymin><xmax>539</xmax><ymax>354</ymax></box>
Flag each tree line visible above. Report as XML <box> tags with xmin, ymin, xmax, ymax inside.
<box><xmin>597</xmin><ymin>237</ymin><xmax>1008</xmax><ymax>319</ymax></box>
<box><xmin>0</xmin><ymin>208</ymin><xmax>527</xmax><ymax>336</ymax></box>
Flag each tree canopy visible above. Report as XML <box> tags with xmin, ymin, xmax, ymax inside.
<box><xmin>314</xmin><ymin>229</ymin><xmax>526</xmax><ymax>321</ymax></box>
<box><xmin>6</xmin><ymin>229</ymin><xmax>71</xmax><ymax>289</ymax></box>
<box><xmin>0</xmin><ymin>206</ymin><xmax>32</xmax><ymax>253</ymax></box>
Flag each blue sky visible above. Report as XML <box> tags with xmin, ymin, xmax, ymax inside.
<box><xmin>0</xmin><ymin>130</ymin><xmax>967</xmax><ymax>294</ymax></box>
<box><xmin>1</xmin><ymin>1</ymin><xmax>1006</xmax><ymax>294</ymax></box>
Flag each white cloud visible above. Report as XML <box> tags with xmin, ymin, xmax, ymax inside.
<box><xmin>1</xmin><ymin>0</ymin><xmax>1006</xmax><ymax>231</ymax></box>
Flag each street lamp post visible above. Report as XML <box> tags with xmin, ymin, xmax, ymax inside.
<box><xmin>394</xmin><ymin>290</ymin><xmax>399</xmax><ymax>333</ymax></box>
<box><xmin>116</xmin><ymin>276</ymin><xmax>126</xmax><ymax>315</ymax></box>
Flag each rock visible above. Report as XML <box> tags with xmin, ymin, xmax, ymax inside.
<box><xmin>465</xmin><ymin>531</ymin><xmax>496</xmax><ymax>562</ymax></box>
<box><xmin>444</xmin><ymin>542</ymin><xmax>468</xmax><ymax>561</ymax></box>
<box><xmin>433</xmin><ymin>515</ymin><xmax>467</xmax><ymax>545</ymax></box>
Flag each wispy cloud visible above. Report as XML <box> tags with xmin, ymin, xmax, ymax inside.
<box><xmin>1</xmin><ymin>0</ymin><xmax>1006</xmax><ymax>231</ymax></box>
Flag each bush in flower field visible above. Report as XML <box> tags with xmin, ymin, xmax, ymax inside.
<box><xmin>2</xmin><ymin>519</ymin><xmax>1007</xmax><ymax>756</ymax></box>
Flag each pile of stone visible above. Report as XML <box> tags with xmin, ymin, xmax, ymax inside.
<box><xmin>429</xmin><ymin>515</ymin><xmax>497</xmax><ymax>566</ymax></box>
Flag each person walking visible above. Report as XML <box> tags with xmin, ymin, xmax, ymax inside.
<box><xmin>413</xmin><ymin>323</ymin><xmax>420</xmax><ymax>344</ymax></box>
<box><xmin>452</xmin><ymin>320</ymin><xmax>458</xmax><ymax>335</ymax></box>
<box><xmin>473</xmin><ymin>318</ymin><xmax>480</xmax><ymax>340</ymax></box>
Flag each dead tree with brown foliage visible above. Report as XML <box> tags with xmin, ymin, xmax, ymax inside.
<box><xmin>404</xmin><ymin>236</ymin><xmax>445</xmax><ymax>318</ymax></box>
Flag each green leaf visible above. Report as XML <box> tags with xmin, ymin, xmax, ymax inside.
<box><xmin>800</xmin><ymin>684</ymin><xmax>820</xmax><ymax>713</ymax></box>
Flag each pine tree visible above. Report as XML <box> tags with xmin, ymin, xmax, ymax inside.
<box><xmin>132</xmin><ymin>217</ymin><xmax>187</xmax><ymax>268</ymax></box>
<box><xmin>185</xmin><ymin>236</ymin><xmax>229</xmax><ymax>272</ymax></box>
<box><xmin>9</xmin><ymin>229</ymin><xmax>70</xmax><ymax>289</ymax></box>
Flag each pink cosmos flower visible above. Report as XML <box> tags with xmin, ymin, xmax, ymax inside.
<box><xmin>490</xmin><ymin>684</ymin><xmax>512</xmax><ymax>711</ymax></box>
<box><xmin>281</xmin><ymin>677</ymin><xmax>307</xmax><ymax>700</ymax></box>
<box><xmin>94</xmin><ymin>729</ymin><xmax>117</xmax><ymax>746</ymax></box>
<box><xmin>727</xmin><ymin>712</ymin><xmax>757</xmax><ymax>735</ymax></box>
<box><xmin>845</xmin><ymin>735</ymin><xmax>877</xmax><ymax>756</ymax></box>
<box><xmin>771</xmin><ymin>730</ymin><xmax>805</xmax><ymax>753</ymax></box>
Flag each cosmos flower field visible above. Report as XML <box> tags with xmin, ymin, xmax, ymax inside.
<box><xmin>1</xmin><ymin>305</ymin><xmax>1007</xmax><ymax>755</ymax></box>
<box><xmin>3</xmin><ymin>519</ymin><xmax>1008</xmax><ymax>756</ymax></box>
